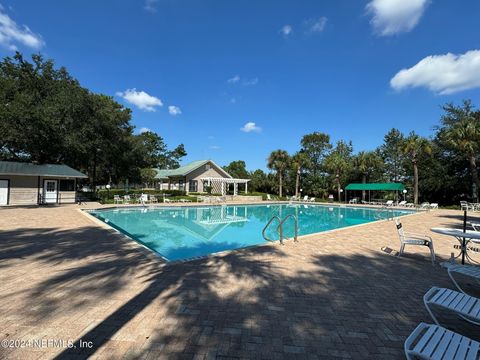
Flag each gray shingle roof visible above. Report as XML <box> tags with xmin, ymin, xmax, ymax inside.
<box><xmin>154</xmin><ymin>160</ymin><xmax>231</xmax><ymax>179</ymax></box>
<box><xmin>0</xmin><ymin>161</ymin><xmax>88</xmax><ymax>178</ymax></box>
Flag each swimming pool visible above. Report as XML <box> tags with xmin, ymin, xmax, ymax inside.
<box><xmin>89</xmin><ymin>204</ymin><xmax>414</xmax><ymax>261</ymax></box>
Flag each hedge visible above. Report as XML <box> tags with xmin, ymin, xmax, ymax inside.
<box><xmin>97</xmin><ymin>188</ymin><xmax>186</xmax><ymax>200</ymax></box>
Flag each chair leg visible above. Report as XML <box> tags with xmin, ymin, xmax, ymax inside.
<box><xmin>399</xmin><ymin>244</ymin><xmax>405</xmax><ymax>256</ymax></box>
<box><xmin>429</xmin><ymin>244</ymin><xmax>435</xmax><ymax>265</ymax></box>
<box><xmin>424</xmin><ymin>301</ymin><xmax>440</xmax><ymax>326</ymax></box>
<box><xmin>448</xmin><ymin>268</ymin><xmax>467</xmax><ymax>295</ymax></box>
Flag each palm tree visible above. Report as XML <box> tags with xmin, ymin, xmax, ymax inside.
<box><xmin>353</xmin><ymin>151</ymin><xmax>383</xmax><ymax>201</ymax></box>
<box><xmin>267</xmin><ymin>150</ymin><xmax>290</xmax><ymax>197</ymax></box>
<box><xmin>325</xmin><ymin>141</ymin><xmax>352</xmax><ymax>201</ymax></box>
<box><xmin>291</xmin><ymin>151</ymin><xmax>309</xmax><ymax>197</ymax></box>
<box><xmin>403</xmin><ymin>132</ymin><xmax>432</xmax><ymax>205</ymax></box>
<box><xmin>439</xmin><ymin>101</ymin><xmax>480</xmax><ymax>201</ymax></box>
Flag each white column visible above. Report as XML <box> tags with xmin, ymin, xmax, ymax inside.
<box><xmin>234</xmin><ymin>182</ymin><xmax>238</xmax><ymax>195</ymax></box>
<box><xmin>245</xmin><ymin>181</ymin><xmax>248</xmax><ymax>194</ymax></box>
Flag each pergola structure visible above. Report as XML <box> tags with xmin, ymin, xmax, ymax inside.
<box><xmin>200</xmin><ymin>177</ymin><xmax>250</xmax><ymax>195</ymax></box>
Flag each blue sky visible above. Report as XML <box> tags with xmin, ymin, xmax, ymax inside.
<box><xmin>1</xmin><ymin>1</ymin><xmax>480</xmax><ymax>170</ymax></box>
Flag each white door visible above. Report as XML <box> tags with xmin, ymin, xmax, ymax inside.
<box><xmin>44</xmin><ymin>180</ymin><xmax>58</xmax><ymax>204</ymax></box>
<box><xmin>0</xmin><ymin>180</ymin><xmax>8</xmax><ymax>205</ymax></box>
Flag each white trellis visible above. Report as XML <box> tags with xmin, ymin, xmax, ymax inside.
<box><xmin>200</xmin><ymin>177</ymin><xmax>250</xmax><ymax>195</ymax></box>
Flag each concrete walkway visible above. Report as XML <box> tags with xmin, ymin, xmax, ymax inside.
<box><xmin>0</xmin><ymin>204</ymin><xmax>479</xmax><ymax>359</ymax></box>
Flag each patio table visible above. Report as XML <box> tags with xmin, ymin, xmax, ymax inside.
<box><xmin>430</xmin><ymin>227</ymin><xmax>480</xmax><ymax>265</ymax></box>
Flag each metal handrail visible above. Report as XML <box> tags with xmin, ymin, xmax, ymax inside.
<box><xmin>262</xmin><ymin>214</ymin><xmax>298</xmax><ymax>245</ymax></box>
<box><xmin>262</xmin><ymin>215</ymin><xmax>281</xmax><ymax>243</ymax></box>
<box><xmin>279</xmin><ymin>214</ymin><xmax>298</xmax><ymax>243</ymax></box>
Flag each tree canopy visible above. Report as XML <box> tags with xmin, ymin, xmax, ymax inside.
<box><xmin>0</xmin><ymin>53</ymin><xmax>186</xmax><ymax>186</ymax></box>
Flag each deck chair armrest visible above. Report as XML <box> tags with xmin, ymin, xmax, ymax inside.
<box><xmin>403</xmin><ymin>232</ymin><xmax>432</xmax><ymax>241</ymax></box>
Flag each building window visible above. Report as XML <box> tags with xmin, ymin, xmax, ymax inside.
<box><xmin>59</xmin><ymin>180</ymin><xmax>75</xmax><ymax>191</ymax></box>
<box><xmin>179</xmin><ymin>179</ymin><xmax>184</xmax><ymax>191</ymax></box>
<box><xmin>189</xmin><ymin>180</ymin><xmax>198</xmax><ymax>192</ymax></box>
<box><xmin>205</xmin><ymin>164</ymin><xmax>211</xmax><ymax>170</ymax></box>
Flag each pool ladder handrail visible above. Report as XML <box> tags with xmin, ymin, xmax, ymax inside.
<box><xmin>262</xmin><ymin>214</ymin><xmax>298</xmax><ymax>245</ymax></box>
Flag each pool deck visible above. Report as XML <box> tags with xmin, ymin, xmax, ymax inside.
<box><xmin>1</xmin><ymin>202</ymin><xmax>479</xmax><ymax>359</ymax></box>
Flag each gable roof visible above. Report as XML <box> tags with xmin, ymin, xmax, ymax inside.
<box><xmin>154</xmin><ymin>160</ymin><xmax>231</xmax><ymax>179</ymax></box>
<box><xmin>0</xmin><ymin>161</ymin><xmax>88</xmax><ymax>178</ymax></box>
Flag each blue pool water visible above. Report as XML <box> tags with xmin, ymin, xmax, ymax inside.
<box><xmin>89</xmin><ymin>204</ymin><xmax>413</xmax><ymax>261</ymax></box>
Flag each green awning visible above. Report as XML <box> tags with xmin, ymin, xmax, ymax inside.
<box><xmin>345</xmin><ymin>183</ymin><xmax>405</xmax><ymax>191</ymax></box>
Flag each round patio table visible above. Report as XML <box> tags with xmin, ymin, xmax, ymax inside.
<box><xmin>430</xmin><ymin>227</ymin><xmax>480</xmax><ymax>265</ymax></box>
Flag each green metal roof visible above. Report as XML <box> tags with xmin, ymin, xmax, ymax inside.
<box><xmin>0</xmin><ymin>161</ymin><xmax>87</xmax><ymax>178</ymax></box>
<box><xmin>345</xmin><ymin>183</ymin><xmax>405</xmax><ymax>191</ymax></box>
<box><xmin>154</xmin><ymin>160</ymin><xmax>231</xmax><ymax>179</ymax></box>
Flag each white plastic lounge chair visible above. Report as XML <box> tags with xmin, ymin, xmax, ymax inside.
<box><xmin>140</xmin><ymin>194</ymin><xmax>148</xmax><ymax>204</ymax></box>
<box><xmin>266</xmin><ymin>194</ymin><xmax>272</xmax><ymax>201</ymax></box>
<box><xmin>423</xmin><ymin>287</ymin><xmax>480</xmax><ymax>326</ymax></box>
<box><xmin>308</xmin><ymin>197</ymin><xmax>315</xmax><ymax>202</ymax></box>
<box><xmin>164</xmin><ymin>198</ymin><xmax>176</xmax><ymax>203</ymax></box>
<box><xmin>430</xmin><ymin>203</ymin><xmax>439</xmax><ymax>209</ymax></box>
<box><xmin>385</xmin><ymin>200</ymin><xmax>394</xmax><ymax>207</ymax></box>
<box><xmin>446</xmin><ymin>264</ymin><xmax>480</xmax><ymax>295</ymax></box>
<box><xmin>404</xmin><ymin>322</ymin><xmax>480</xmax><ymax>360</ymax></box>
<box><xmin>420</xmin><ymin>202</ymin><xmax>431</xmax><ymax>210</ymax></box>
<box><xmin>150</xmin><ymin>195</ymin><xmax>158</xmax><ymax>203</ymax></box>
<box><xmin>406</xmin><ymin>202</ymin><xmax>414</xmax><ymax>208</ymax></box>
<box><xmin>395</xmin><ymin>218</ymin><xmax>435</xmax><ymax>265</ymax></box>
<box><xmin>397</xmin><ymin>200</ymin><xmax>407</xmax><ymax>207</ymax></box>
<box><xmin>123</xmin><ymin>195</ymin><xmax>131</xmax><ymax>204</ymax></box>
<box><xmin>303</xmin><ymin>195</ymin><xmax>309</xmax><ymax>202</ymax></box>
<box><xmin>113</xmin><ymin>195</ymin><xmax>122</xmax><ymax>204</ymax></box>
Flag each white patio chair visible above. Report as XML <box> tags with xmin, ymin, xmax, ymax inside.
<box><xmin>429</xmin><ymin>203</ymin><xmax>438</xmax><ymax>209</ymax></box>
<box><xmin>395</xmin><ymin>218</ymin><xmax>435</xmax><ymax>265</ymax></box>
<box><xmin>461</xmin><ymin>201</ymin><xmax>473</xmax><ymax>211</ymax></box>
<box><xmin>446</xmin><ymin>264</ymin><xmax>480</xmax><ymax>295</ymax></box>
<box><xmin>123</xmin><ymin>195</ymin><xmax>131</xmax><ymax>204</ymax></box>
<box><xmin>406</xmin><ymin>202</ymin><xmax>414</xmax><ymax>208</ymax></box>
<box><xmin>423</xmin><ymin>287</ymin><xmax>480</xmax><ymax>326</ymax></box>
<box><xmin>404</xmin><ymin>322</ymin><xmax>480</xmax><ymax>360</ymax></box>
<box><xmin>308</xmin><ymin>197</ymin><xmax>316</xmax><ymax>202</ymax></box>
<box><xmin>420</xmin><ymin>202</ymin><xmax>431</xmax><ymax>210</ymax></box>
<box><xmin>385</xmin><ymin>200</ymin><xmax>394</xmax><ymax>207</ymax></box>
<box><xmin>113</xmin><ymin>195</ymin><xmax>122</xmax><ymax>204</ymax></box>
<box><xmin>140</xmin><ymin>193</ymin><xmax>148</xmax><ymax>204</ymax></box>
<box><xmin>266</xmin><ymin>194</ymin><xmax>272</xmax><ymax>201</ymax></box>
<box><xmin>150</xmin><ymin>195</ymin><xmax>158</xmax><ymax>203</ymax></box>
<box><xmin>303</xmin><ymin>195</ymin><xmax>309</xmax><ymax>202</ymax></box>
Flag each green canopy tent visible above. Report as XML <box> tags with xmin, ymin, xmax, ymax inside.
<box><xmin>345</xmin><ymin>183</ymin><xmax>405</xmax><ymax>203</ymax></box>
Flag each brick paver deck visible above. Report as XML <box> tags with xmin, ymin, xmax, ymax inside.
<box><xmin>0</xmin><ymin>204</ymin><xmax>479</xmax><ymax>359</ymax></box>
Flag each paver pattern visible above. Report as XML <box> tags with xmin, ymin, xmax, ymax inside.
<box><xmin>0</xmin><ymin>203</ymin><xmax>479</xmax><ymax>359</ymax></box>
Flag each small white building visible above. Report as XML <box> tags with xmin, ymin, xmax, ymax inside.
<box><xmin>0</xmin><ymin>161</ymin><xmax>87</xmax><ymax>206</ymax></box>
<box><xmin>155</xmin><ymin>160</ymin><xmax>249</xmax><ymax>195</ymax></box>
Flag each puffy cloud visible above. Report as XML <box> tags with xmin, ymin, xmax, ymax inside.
<box><xmin>116</xmin><ymin>88</ymin><xmax>163</xmax><ymax>111</ymax></box>
<box><xmin>0</xmin><ymin>7</ymin><xmax>44</xmax><ymax>50</ymax></box>
<box><xmin>366</xmin><ymin>0</ymin><xmax>430</xmax><ymax>36</ymax></box>
<box><xmin>240</xmin><ymin>122</ymin><xmax>262</xmax><ymax>133</ymax></box>
<box><xmin>391</xmin><ymin>50</ymin><xmax>480</xmax><ymax>95</ymax></box>
<box><xmin>227</xmin><ymin>75</ymin><xmax>240</xmax><ymax>84</ymax></box>
<box><xmin>280</xmin><ymin>25</ymin><xmax>292</xmax><ymax>36</ymax></box>
<box><xmin>144</xmin><ymin>0</ymin><xmax>158</xmax><ymax>12</ymax></box>
<box><xmin>168</xmin><ymin>105</ymin><xmax>182</xmax><ymax>116</ymax></box>
<box><xmin>305</xmin><ymin>17</ymin><xmax>328</xmax><ymax>33</ymax></box>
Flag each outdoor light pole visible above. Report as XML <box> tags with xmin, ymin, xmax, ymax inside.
<box><xmin>340</xmin><ymin>188</ymin><xmax>344</xmax><ymax>203</ymax></box>
<box><xmin>403</xmin><ymin>189</ymin><xmax>407</xmax><ymax>201</ymax></box>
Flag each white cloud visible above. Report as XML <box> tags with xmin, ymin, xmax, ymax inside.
<box><xmin>0</xmin><ymin>7</ymin><xmax>44</xmax><ymax>50</ymax></box>
<box><xmin>390</xmin><ymin>50</ymin><xmax>480</xmax><ymax>95</ymax></box>
<box><xmin>144</xmin><ymin>0</ymin><xmax>158</xmax><ymax>12</ymax></box>
<box><xmin>115</xmin><ymin>88</ymin><xmax>163</xmax><ymax>112</ymax></box>
<box><xmin>280</xmin><ymin>25</ymin><xmax>292</xmax><ymax>36</ymax></box>
<box><xmin>168</xmin><ymin>105</ymin><xmax>182</xmax><ymax>116</ymax></box>
<box><xmin>139</xmin><ymin>127</ymin><xmax>151</xmax><ymax>134</ymax></box>
<box><xmin>243</xmin><ymin>77</ymin><xmax>259</xmax><ymax>86</ymax></box>
<box><xmin>227</xmin><ymin>75</ymin><xmax>240</xmax><ymax>84</ymax></box>
<box><xmin>240</xmin><ymin>122</ymin><xmax>262</xmax><ymax>133</ymax></box>
<box><xmin>209</xmin><ymin>145</ymin><xmax>221</xmax><ymax>150</ymax></box>
<box><xmin>305</xmin><ymin>17</ymin><xmax>328</xmax><ymax>33</ymax></box>
<box><xmin>366</xmin><ymin>0</ymin><xmax>430</xmax><ymax>36</ymax></box>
